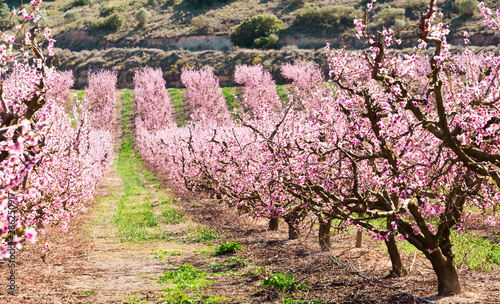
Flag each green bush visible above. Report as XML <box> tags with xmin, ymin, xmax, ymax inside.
<box><xmin>0</xmin><ymin>3</ymin><xmax>11</xmax><ymax>27</ymax></box>
<box><xmin>215</xmin><ymin>241</ymin><xmax>243</xmax><ymax>255</ymax></box>
<box><xmin>61</xmin><ymin>0</ymin><xmax>90</xmax><ymax>12</ymax></box>
<box><xmin>261</xmin><ymin>272</ymin><xmax>307</xmax><ymax>292</ymax></box>
<box><xmin>135</xmin><ymin>7</ymin><xmax>151</xmax><ymax>27</ymax></box>
<box><xmin>93</xmin><ymin>13</ymin><xmax>124</xmax><ymax>31</ymax></box>
<box><xmin>293</xmin><ymin>6</ymin><xmax>361</xmax><ymax>34</ymax></box>
<box><xmin>392</xmin><ymin>0</ymin><xmax>428</xmax><ymax>19</ymax></box>
<box><xmin>288</xmin><ymin>0</ymin><xmax>308</xmax><ymax>7</ymax></box>
<box><xmin>231</xmin><ymin>14</ymin><xmax>284</xmax><ymax>49</ymax></box>
<box><xmin>99</xmin><ymin>5</ymin><xmax>124</xmax><ymax>17</ymax></box>
<box><xmin>455</xmin><ymin>0</ymin><xmax>478</xmax><ymax>18</ymax></box>
<box><xmin>63</xmin><ymin>9</ymin><xmax>80</xmax><ymax>22</ymax></box>
<box><xmin>0</xmin><ymin>3</ymin><xmax>10</xmax><ymax>18</ymax></box>
<box><xmin>374</xmin><ymin>7</ymin><xmax>406</xmax><ymax>28</ymax></box>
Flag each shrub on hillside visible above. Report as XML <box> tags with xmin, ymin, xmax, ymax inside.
<box><xmin>454</xmin><ymin>0</ymin><xmax>479</xmax><ymax>18</ymax></box>
<box><xmin>92</xmin><ymin>13</ymin><xmax>125</xmax><ymax>31</ymax></box>
<box><xmin>292</xmin><ymin>6</ymin><xmax>361</xmax><ymax>34</ymax></box>
<box><xmin>0</xmin><ymin>3</ymin><xmax>10</xmax><ymax>27</ymax></box>
<box><xmin>99</xmin><ymin>4</ymin><xmax>124</xmax><ymax>17</ymax></box>
<box><xmin>392</xmin><ymin>0</ymin><xmax>428</xmax><ymax>19</ymax></box>
<box><xmin>288</xmin><ymin>0</ymin><xmax>308</xmax><ymax>7</ymax></box>
<box><xmin>63</xmin><ymin>9</ymin><xmax>80</xmax><ymax>22</ymax></box>
<box><xmin>136</xmin><ymin>7</ymin><xmax>151</xmax><ymax>27</ymax></box>
<box><xmin>61</xmin><ymin>0</ymin><xmax>89</xmax><ymax>12</ymax></box>
<box><xmin>231</xmin><ymin>14</ymin><xmax>284</xmax><ymax>49</ymax></box>
<box><xmin>374</xmin><ymin>7</ymin><xmax>406</xmax><ymax>29</ymax></box>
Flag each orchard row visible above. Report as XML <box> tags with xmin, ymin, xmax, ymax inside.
<box><xmin>134</xmin><ymin>1</ymin><xmax>500</xmax><ymax>296</ymax></box>
<box><xmin>0</xmin><ymin>0</ymin><xmax>116</xmax><ymax>263</ymax></box>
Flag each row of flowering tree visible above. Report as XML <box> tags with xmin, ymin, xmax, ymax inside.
<box><xmin>1</xmin><ymin>1</ymin><xmax>114</xmax><ymax>259</ymax></box>
<box><xmin>134</xmin><ymin>0</ymin><xmax>499</xmax><ymax>296</ymax></box>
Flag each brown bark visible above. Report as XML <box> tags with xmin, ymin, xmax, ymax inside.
<box><xmin>384</xmin><ymin>234</ymin><xmax>408</xmax><ymax>277</ymax></box>
<box><xmin>319</xmin><ymin>221</ymin><xmax>331</xmax><ymax>251</ymax></box>
<box><xmin>269</xmin><ymin>217</ymin><xmax>279</xmax><ymax>231</ymax></box>
<box><xmin>287</xmin><ymin>221</ymin><xmax>300</xmax><ymax>239</ymax></box>
<box><xmin>429</xmin><ymin>249</ymin><xmax>462</xmax><ymax>295</ymax></box>
<box><xmin>355</xmin><ymin>230</ymin><xmax>362</xmax><ymax>248</ymax></box>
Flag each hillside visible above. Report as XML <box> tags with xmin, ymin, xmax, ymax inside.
<box><xmin>2</xmin><ymin>0</ymin><xmax>500</xmax><ymax>87</ymax></box>
<box><xmin>14</xmin><ymin>0</ymin><xmax>500</xmax><ymax>49</ymax></box>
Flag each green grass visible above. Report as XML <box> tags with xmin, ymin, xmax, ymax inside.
<box><xmin>209</xmin><ymin>256</ymin><xmax>248</xmax><ymax>272</ymax></box>
<box><xmin>221</xmin><ymin>86</ymin><xmax>240</xmax><ymax>112</ymax></box>
<box><xmin>162</xmin><ymin>207</ymin><xmax>187</xmax><ymax>225</ymax></box>
<box><xmin>154</xmin><ymin>249</ymin><xmax>183</xmax><ymax>260</ymax></box>
<box><xmin>111</xmin><ymin>89</ymin><xmax>177</xmax><ymax>241</ymax></box>
<box><xmin>158</xmin><ymin>264</ymin><xmax>212</xmax><ymax>291</ymax></box>
<box><xmin>451</xmin><ymin>231</ymin><xmax>500</xmax><ymax>271</ymax></box>
<box><xmin>124</xmin><ymin>295</ymin><xmax>146</xmax><ymax>304</ymax></box>
<box><xmin>76</xmin><ymin>90</ymin><xmax>85</xmax><ymax>101</ymax></box>
<box><xmin>396</xmin><ymin>229</ymin><xmax>500</xmax><ymax>271</ymax></box>
<box><xmin>158</xmin><ymin>292</ymin><xmax>225</xmax><ymax>304</ymax></box>
<box><xmin>276</xmin><ymin>85</ymin><xmax>289</xmax><ymax>104</ymax></box>
<box><xmin>261</xmin><ymin>272</ymin><xmax>307</xmax><ymax>292</ymax></box>
<box><xmin>191</xmin><ymin>227</ymin><xmax>220</xmax><ymax>243</ymax></box>
<box><xmin>168</xmin><ymin>88</ymin><xmax>185</xmax><ymax>126</ymax></box>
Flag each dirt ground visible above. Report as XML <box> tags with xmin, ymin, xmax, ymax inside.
<box><xmin>1</xmin><ymin>183</ymin><xmax>499</xmax><ymax>304</ymax></box>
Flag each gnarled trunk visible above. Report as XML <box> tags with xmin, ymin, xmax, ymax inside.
<box><xmin>319</xmin><ymin>220</ymin><xmax>331</xmax><ymax>251</ymax></box>
<box><xmin>429</xmin><ymin>248</ymin><xmax>461</xmax><ymax>295</ymax></box>
<box><xmin>269</xmin><ymin>217</ymin><xmax>279</xmax><ymax>231</ymax></box>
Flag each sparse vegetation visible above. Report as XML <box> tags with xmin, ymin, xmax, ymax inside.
<box><xmin>191</xmin><ymin>226</ymin><xmax>220</xmax><ymax>243</ymax></box>
<box><xmin>374</xmin><ymin>6</ymin><xmax>406</xmax><ymax>29</ymax></box>
<box><xmin>61</xmin><ymin>0</ymin><xmax>89</xmax><ymax>12</ymax></box>
<box><xmin>209</xmin><ymin>256</ymin><xmax>248</xmax><ymax>271</ymax></box>
<box><xmin>99</xmin><ymin>4</ymin><xmax>124</xmax><ymax>17</ymax></box>
<box><xmin>261</xmin><ymin>272</ymin><xmax>308</xmax><ymax>292</ymax></box>
<box><xmin>161</xmin><ymin>207</ymin><xmax>186</xmax><ymax>224</ymax></box>
<box><xmin>292</xmin><ymin>5</ymin><xmax>361</xmax><ymax>34</ymax></box>
<box><xmin>185</xmin><ymin>0</ymin><xmax>234</xmax><ymax>7</ymax></box>
<box><xmin>63</xmin><ymin>9</ymin><xmax>80</xmax><ymax>22</ymax></box>
<box><xmin>158</xmin><ymin>264</ymin><xmax>212</xmax><ymax>291</ymax></box>
<box><xmin>455</xmin><ymin>0</ymin><xmax>479</xmax><ymax>18</ymax></box>
<box><xmin>158</xmin><ymin>292</ymin><xmax>225</xmax><ymax>304</ymax></box>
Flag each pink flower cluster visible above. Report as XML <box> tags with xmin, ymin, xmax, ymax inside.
<box><xmin>0</xmin><ymin>3</ymin><xmax>114</xmax><ymax>258</ymax></box>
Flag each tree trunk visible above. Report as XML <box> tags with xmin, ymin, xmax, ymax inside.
<box><xmin>319</xmin><ymin>221</ymin><xmax>331</xmax><ymax>251</ymax></box>
<box><xmin>355</xmin><ymin>230</ymin><xmax>362</xmax><ymax>248</ymax></box>
<box><xmin>429</xmin><ymin>249</ymin><xmax>462</xmax><ymax>295</ymax></box>
<box><xmin>384</xmin><ymin>234</ymin><xmax>408</xmax><ymax>277</ymax></box>
<box><xmin>269</xmin><ymin>217</ymin><xmax>279</xmax><ymax>231</ymax></box>
<box><xmin>385</xmin><ymin>218</ymin><xmax>407</xmax><ymax>277</ymax></box>
<box><xmin>287</xmin><ymin>221</ymin><xmax>300</xmax><ymax>239</ymax></box>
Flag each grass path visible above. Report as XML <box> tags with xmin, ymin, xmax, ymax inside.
<box><xmin>64</xmin><ymin>90</ymin><xmax>212</xmax><ymax>303</ymax></box>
